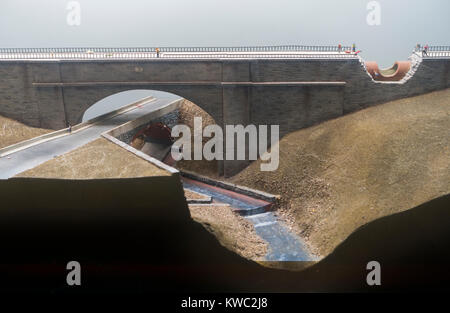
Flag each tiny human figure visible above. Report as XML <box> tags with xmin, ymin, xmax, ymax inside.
<box><xmin>68</xmin><ymin>124</ymin><xmax>72</xmax><ymax>133</ymax></box>
<box><xmin>416</xmin><ymin>43</ymin><xmax>421</xmax><ymax>52</ymax></box>
<box><xmin>352</xmin><ymin>43</ymin><xmax>356</xmax><ymax>53</ymax></box>
<box><xmin>422</xmin><ymin>44</ymin><xmax>429</xmax><ymax>57</ymax></box>
<box><xmin>338</xmin><ymin>44</ymin><xmax>342</xmax><ymax>53</ymax></box>
<box><xmin>156</xmin><ymin>48</ymin><xmax>160</xmax><ymax>58</ymax></box>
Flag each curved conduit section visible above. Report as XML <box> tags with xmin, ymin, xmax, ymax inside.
<box><xmin>130</xmin><ymin>122</ymin><xmax>175</xmax><ymax>164</ymax></box>
<box><xmin>365</xmin><ymin>61</ymin><xmax>411</xmax><ymax>81</ymax></box>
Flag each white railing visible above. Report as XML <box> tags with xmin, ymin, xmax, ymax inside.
<box><xmin>0</xmin><ymin>45</ymin><xmax>356</xmax><ymax>60</ymax></box>
<box><xmin>0</xmin><ymin>52</ymin><xmax>358</xmax><ymax>60</ymax></box>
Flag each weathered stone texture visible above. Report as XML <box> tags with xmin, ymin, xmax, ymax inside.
<box><xmin>1</xmin><ymin>57</ymin><xmax>449</xmax><ymax>176</ymax></box>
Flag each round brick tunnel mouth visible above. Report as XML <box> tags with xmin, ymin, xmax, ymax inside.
<box><xmin>365</xmin><ymin>60</ymin><xmax>411</xmax><ymax>81</ymax></box>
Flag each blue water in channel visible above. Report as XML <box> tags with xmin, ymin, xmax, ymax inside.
<box><xmin>182</xmin><ymin>180</ymin><xmax>315</xmax><ymax>261</ymax></box>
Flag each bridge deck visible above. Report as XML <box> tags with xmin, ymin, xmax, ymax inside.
<box><xmin>1</xmin><ymin>45</ymin><xmax>448</xmax><ymax>60</ymax></box>
<box><xmin>0</xmin><ymin>51</ymin><xmax>360</xmax><ymax>61</ymax></box>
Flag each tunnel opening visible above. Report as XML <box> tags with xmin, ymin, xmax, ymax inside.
<box><xmin>130</xmin><ymin>122</ymin><xmax>175</xmax><ymax>166</ymax></box>
<box><xmin>83</xmin><ymin>89</ymin><xmax>221</xmax><ymax>177</ymax></box>
<box><xmin>365</xmin><ymin>60</ymin><xmax>411</xmax><ymax>81</ymax></box>
<box><xmin>81</xmin><ymin>90</ymin><xmax>177</xmax><ymax>122</ymax></box>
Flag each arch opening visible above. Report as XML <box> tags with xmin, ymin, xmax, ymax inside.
<box><xmin>81</xmin><ymin>90</ymin><xmax>179</xmax><ymax>122</ymax></box>
<box><xmin>69</xmin><ymin>84</ymin><xmax>222</xmax><ymax>128</ymax></box>
<box><xmin>81</xmin><ymin>89</ymin><xmax>221</xmax><ymax>177</ymax></box>
<box><xmin>365</xmin><ymin>61</ymin><xmax>411</xmax><ymax>81</ymax></box>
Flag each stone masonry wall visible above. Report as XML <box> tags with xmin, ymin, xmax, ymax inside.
<box><xmin>0</xmin><ymin>56</ymin><xmax>449</xmax><ymax>176</ymax></box>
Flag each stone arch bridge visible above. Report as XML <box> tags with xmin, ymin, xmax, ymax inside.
<box><xmin>1</xmin><ymin>46</ymin><xmax>449</xmax><ymax>175</ymax></box>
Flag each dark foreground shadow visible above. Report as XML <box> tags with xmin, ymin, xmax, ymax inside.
<box><xmin>0</xmin><ymin>177</ymin><xmax>449</xmax><ymax>293</ymax></box>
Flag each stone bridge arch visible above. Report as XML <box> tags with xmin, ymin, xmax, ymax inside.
<box><xmin>78</xmin><ymin>88</ymin><xmax>223</xmax><ymax>176</ymax></box>
<box><xmin>61</xmin><ymin>84</ymin><xmax>223</xmax><ymax>126</ymax></box>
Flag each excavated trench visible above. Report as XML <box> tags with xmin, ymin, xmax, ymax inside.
<box><xmin>182</xmin><ymin>176</ymin><xmax>315</xmax><ymax>261</ymax></box>
<box><xmin>101</xmin><ymin>92</ymin><xmax>322</xmax><ymax>262</ymax></box>
<box><xmin>124</xmin><ymin>120</ymin><xmax>315</xmax><ymax>261</ymax></box>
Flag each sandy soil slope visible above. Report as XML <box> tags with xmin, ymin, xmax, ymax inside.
<box><xmin>16</xmin><ymin>138</ymin><xmax>170</xmax><ymax>178</ymax></box>
<box><xmin>232</xmin><ymin>89</ymin><xmax>450</xmax><ymax>257</ymax></box>
<box><xmin>0</xmin><ymin>115</ymin><xmax>51</xmax><ymax>149</ymax></box>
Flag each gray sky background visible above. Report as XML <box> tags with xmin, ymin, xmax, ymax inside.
<box><xmin>1</xmin><ymin>0</ymin><xmax>449</xmax><ymax>120</ymax></box>
<box><xmin>1</xmin><ymin>0</ymin><xmax>449</xmax><ymax>66</ymax></box>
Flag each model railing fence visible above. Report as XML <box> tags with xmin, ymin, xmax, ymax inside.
<box><xmin>0</xmin><ymin>45</ymin><xmax>357</xmax><ymax>59</ymax></box>
<box><xmin>0</xmin><ymin>45</ymin><xmax>448</xmax><ymax>59</ymax></box>
<box><xmin>0</xmin><ymin>45</ymin><xmax>352</xmax><ymax>54</ymax></box>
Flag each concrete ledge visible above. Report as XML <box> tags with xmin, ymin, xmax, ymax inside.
<box><xmin>186</xmin><ymin>199</ymin><xmax>213</xmax><ymax>204</ymax></box>
<box><xmin>0</xmin><ymin>96</ymin><xmax>156</xmax><ymax>158</ymax></box>
<box><xmin>184</xmin><ymin>188</ymin><xmax>212</xmax><ymax>204</ymax></box>
<box><xmin>101</xmin><ymin>133</ymin><xmax>178</xmax><ymax>175</ymax></box>
<box><xmin>33</xmin><ymin>81</ymin><xmax>347</xmax><ymax>87</ymax></box>
<box><xmin>188</xmin><ymin>203</ymin><xmax>231</xmax><ymax>207</ymax></box>
<box><xmin>180</xmin><ymin>170</ymin><xmax>280</xmax><ymax>203</ymax></box>
<box><xmin>184</xmin><ymin>188</ymin><xmax>212</xmax><ymax>203</ymax></box>
<box><xmin>233</xmin><ymin>205</ymin><xmax>272</xmax><ymax>217</ymax></box>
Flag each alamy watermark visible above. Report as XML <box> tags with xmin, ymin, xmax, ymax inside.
<box><xmin>66</xmin><ymin>261</ymin><xmax>81</xmax><ymax>286</ymax></box>
<box><xmin>366</xmin><ymin>261</ymin><xmax>381</xmax><ymax>286</ymax></box>
<box><xmin>366</xmin><ymin>1</ymin><xmax>381</xmax><ymax>26</ymax></box>
<box><xmin>171</xmin><ymin>117</ymin><xmax>280</xmax><ymax>172</ymax></box>
<box><xmin>66</xmin><ymin>1</ymin><xmax>81</xmax><ymax>26</ymax></box>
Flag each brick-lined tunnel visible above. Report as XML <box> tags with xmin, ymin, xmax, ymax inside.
<box><xmin>365</xmin><ymin>61</ymin><xmax>411</xmax><ymax>81</ymax></box>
